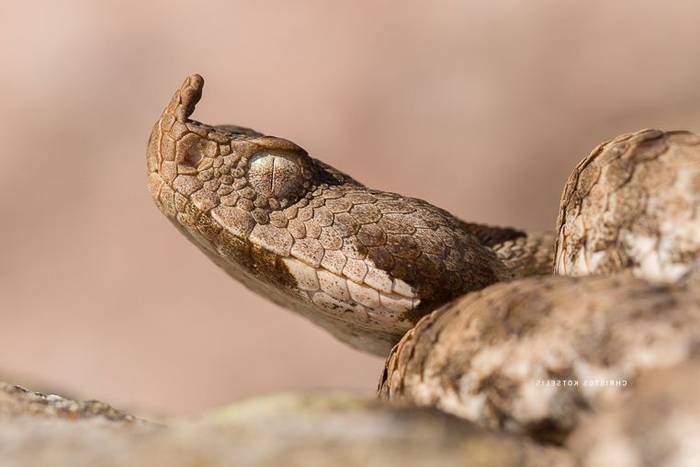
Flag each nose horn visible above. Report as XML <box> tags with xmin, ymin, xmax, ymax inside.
<box><xmin>165</xmin><ymin>74</ymin><xmax>204</xmax><ymax>123</ymax></box>
<box><xmin>146</xmin><ymin>74</ymin><xmax>204</xmax><ymax>175</ymax></box>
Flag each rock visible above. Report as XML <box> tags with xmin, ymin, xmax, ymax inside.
<box><xmin>0</xmin><ymin>382</ymin><xmax>142</xmax><ymax>423</ymax></box>
<box><xmin>0</xmin><ymin>385</ymin><xmax>573</xmax><ymax>467</ymax></box>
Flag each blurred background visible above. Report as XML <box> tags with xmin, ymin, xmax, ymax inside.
<box><xmin>1</xmin><ymin>0</ymin><xmax>699</xmax><ymax>416</ymax></box>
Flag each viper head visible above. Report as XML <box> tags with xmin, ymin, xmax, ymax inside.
<box><xmin>147</xmin><ymin>75</ymin><xmax>508</xmax><ymax>356</ymax></box>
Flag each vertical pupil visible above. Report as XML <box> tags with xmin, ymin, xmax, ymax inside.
<box><xmin>271</xmin><ymin>157</ymin><xmax>300</xmax><ymax>197</ymax></box>
<box><xmin>249</xmin><ymin>153</ymin><xmax>302</xmax><ymax>200</ymax></box>
<box><xmin>249</xmin><ymin>155</ymin><xmax>274</xmax><ymax>194</ymax></box>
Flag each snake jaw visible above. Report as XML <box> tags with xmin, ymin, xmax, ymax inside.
<box><xmin>148</xmin><ymin>75</ymin><xmax>518</xmax><ymax>356</ymax></box>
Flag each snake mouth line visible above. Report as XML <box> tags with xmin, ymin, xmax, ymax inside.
<box><xmin>150</xmin><ymin>164</ymin><xmax>420</xmax><ymax>333</ymax></box>
<box><xmin>279</xmin><ymin>256</ymin><xmax>421</xmax><ymax>326</ymax></box>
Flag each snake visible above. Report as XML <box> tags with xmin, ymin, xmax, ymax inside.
<box><xmin>147</xmin><ymin>78</ymin><xmax>700</xmax><ymax>445</ymax></box>
<box><xmin>146</xmin><ymin>74</ymin><xmax>555</xmax><ymax>356</ymax></box>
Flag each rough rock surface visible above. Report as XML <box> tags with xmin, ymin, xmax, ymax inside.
<box><xmin>555</xmin><ymin>129</ymin><xmax>700</xmax><ymax>281</ymax></box>
<box><xmin>379</xmin><ymin>274</ymin><xmax>700</xmax><ymax>443</ymax></box>
<box><xmin>0</xmin><ymin>385</ymin><xmax>573</xmax><ymax>467</ymax></box>
<box><xmin>569</xmin><ymin>358</ymin><xmax>700</xmax><ymax>467</ymax></box>
<box><xmin>0</xmin><ymin>382</ymin><xmax>142</xmax><ymax>423</ymax></box>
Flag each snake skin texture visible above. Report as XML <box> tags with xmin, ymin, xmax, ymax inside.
<box><xmin>555</xmin><ymin>129</ymin><xmax>700</xmax><ymax>281</ymax></box>
<box><xmin>378</xmin><ymin>274</ymin><xmax>700</xmax><ymax>443</ymax></box>
<box><xmin>147</xmin><ymin>75</ymin><xmax>554</xmax><ymax>356</ymax></box>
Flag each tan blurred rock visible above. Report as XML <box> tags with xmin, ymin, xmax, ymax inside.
<box><xmin>0</xmin><ymin>382</ymin><xmax>142</xmax><ymax>423</ymax></box>
<box><xmin>0</xmin><ymin>385</ymin><xmax>573</xmax><ymax>467</ymax></box>
<box><xmin>569</xmin><ymin>358</ymin><xmax>700</xmax><ymax>467</ymax></box>
<box><xmin>379</xmin><ymin>274</ymin><xmax>700</xmax><ymax>443</ymax></box>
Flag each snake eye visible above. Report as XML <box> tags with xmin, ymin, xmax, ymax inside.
<box><xmin>248</xmin><ymin>152</ymin><xmax>309</xmax><ymax>206</ymax></box>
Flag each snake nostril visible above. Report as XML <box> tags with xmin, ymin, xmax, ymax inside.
<box><xmin>183</xmin><ymin>144</ymin><xmax>203</xmax><ymax>168</ymax></box>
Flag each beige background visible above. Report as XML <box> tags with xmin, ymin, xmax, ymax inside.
<box><xmin>1</xmin><ymin>0</ymin><xmax>699</xmax><ymax>415</ymax></box>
